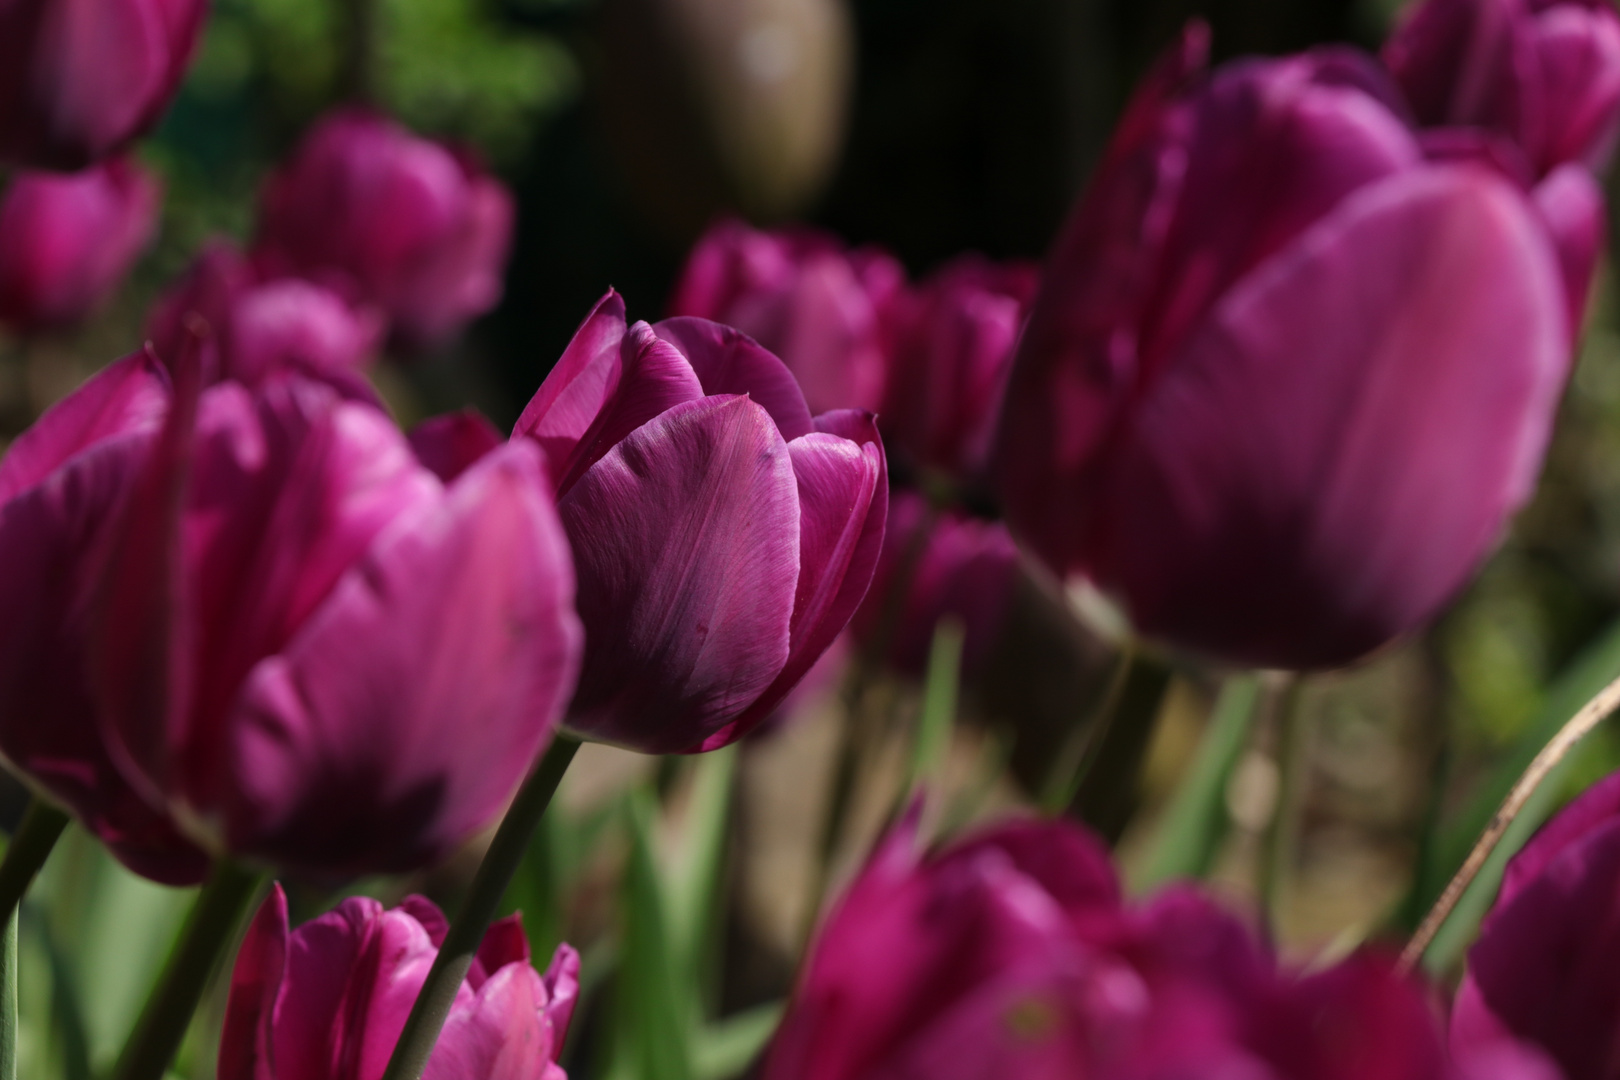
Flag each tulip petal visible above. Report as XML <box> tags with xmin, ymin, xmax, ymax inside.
<box><xmin>1499</xmin><ymin>769</ymin><xmax>1620</xmax><ymax>907</ymax></box>
<box><xmin>653</xmin><ymin>316</ymin><xmax>815</xmax><ymax>439</ymax></box>
<box><xmin>31</xmin><ymin>0</ymin><xmax>168</xmax><ymax>163</ymax></box>
<box><xmin>0</xmin><ymin>350</ymin><xmax>167</xmax><ymax>504</ymax></box>
<box><xmin>695</xmin><ymin>410</ymin><xmax>884</xmax><ymax>750</ymax></box>
<box><xmin>1532</xmin><ymin>163</ymin><xmax>1605</xmax><ymax>334</ymax></box>
<box><xmin>218</xmin><ymin>885</ymin><xmax>290</xmax><ymax>1080</ymax></box>
<box><xmin>409</xmin><ymin>409</ymin><xmax>503</xmax><ymax>483</ymax></box>
<box><xmin>541</xmin><ymin>944</ymin><xmax>581</xmax><ymax>1047</ymax></box>
<box><xmin>222</xmin><ymin>441</ymin><xmax>580</xmax><ymax>876</ymax></box>
<box><xmin>561</xmin><ymin>395</ymin><xmax>799</xmax><ymax>753</ymax></box>
<box><xmin>424</xmin><ymin>964</ymin><xmax>557</xmax><ymax>1080</ymax></box>
<box><xmin>1089</xmin><ymin>165</ymin><xmax>1567</xmax><ymax>667</ymax></box>
<box><xmin>513</xmin><ymin>291</ymin><xmax>627</xmax><ymax>473</ymax></box>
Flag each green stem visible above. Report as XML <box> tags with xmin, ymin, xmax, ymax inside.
<box><xmin>0</xmin><ymin>910</ymin><xmax>16</xmax><ymax>1080</ymax></box>
<box><xmin>1067</xmin><ymin>650</ymin><xmax>1173</xmax><ymax>844</ymax></box>
<box><xmin>380</xmin><ymin>734</ymin><xmax>582</xmax><ymax>1080</ymax></box>
<box><xmin>0</xmin><ymin>800</ymin><xmax>70</xmax><ymax>925</ymax></box>
<box><xmin>1257</xmin><ymin>676</ymin><xmax>1305</xmax><ymax>936</ymax></box>
<box><xmin>110</xmin><ymin>861</ymin><xmax>263</xmax><ymax>1080</ymax></box>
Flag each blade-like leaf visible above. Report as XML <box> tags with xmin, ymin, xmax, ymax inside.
<box><xmin>692</xmin><ymin>1002</ymin><xmax>784</xmax><ymax>1080</ymax></box>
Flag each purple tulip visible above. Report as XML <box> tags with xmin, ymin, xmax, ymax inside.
<box><xmin>254</xmin><ymin>109</ymin><xmax>514</xmax><ymax>351</ymax></box>
<box><xmin>994</xmin><ymin>28</ymin><xmax>1577</xmax><ymax>670</ymax></box>
<box><xmin>147</xmin><ymin>240</ymin><xmax>385</xmax><ymax>386</ymax></box>
<box><xmin>849</xmin><ymin>491</ymin><xmax>1019</xmax><ymax>677</ymax></box>
<box><xmin>0</xmin><ymin>0</ymin><xmax>205</xmax><ymax>169</ymax></box>
<box><xmin>1451</xmin><ymin>770</ymin><xmax>1620</xmax><ymax>1080</ymax></box>
<box><xmin>767</xmin><ymin>814</ymin><xmax>1451</xmax><ymax>1080</ymax></box>
<box><xmin>1384</xmin><ymin>0</ymin><xmax>1620</xmax><ymax>177</ymax></box>
<box><xmin>667</xmin><ymin>218</ymin><xmax>905</xmax><ymax>415</ymax></box>
<box><xmin>513</xmin><ymin>290</ymin><xmax>887</xmax><ymax>753</ymax></box>
<box><xmin>879</xmin><ymin>256</ymin><xmax>1037</xmax><ymax>484</ymax></box>
<box><xmin>220</xmin><ymin>884</ymin><xmax>578</xmax><ymax>1080</ymax></box>
<box><xmin>0</xmin><ymin>353</ymin><xmax>581</xmax><ymax>883</ymax></box>
<box><xmin>0</xmin><ymin>157</ymin><xmax>159</xmax><ymax>332</ymax></box>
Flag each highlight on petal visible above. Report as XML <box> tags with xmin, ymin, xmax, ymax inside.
<box><xmin>513</xmin><ymin>290</ymin><xmax>628</xmax><ymax>468</ymax></box>
<box><xmin>561</xmin><ymin>394</ymin><xmax>800</xmax><ymax>753</ymax></box>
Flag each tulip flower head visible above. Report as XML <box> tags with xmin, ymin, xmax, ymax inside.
<box><xmin>0</xmin><ymin>0</ymin><xmax>206</xmax><ymax>169</ymax></box>
<box><xmin>514</xmin><ymin>291</ymin><xmax>887</xmax><ymax>754</ymax></box>
<box><xmin>255</xmin><ymin>109</ymin><xmax>515</xmax><ymax>350</ymax></box>
<box><xmin>668</xmin><ymin>218</ymin><xmax>904</xmax><ymax>415</ymax></box>
<box><xmin>0</xmin><ymin>157</ymin><xmax>160</xmax><ymax>333</ymax></box>
<box><xmin>995</xmin><ymin>27</ymin><xmax>1577</xmax><ymax>669</ymax></box>
<box><xmin>147</xmin><ymin>240</ymin><xmax>385</xmax><ymax>387</ymax></box>
<box><xmin>1452</xmin><ymin>770</ymin><xmax>1620</xmax><ymax>1080</ymax></box>
<box><xmin>767</xmin><ymin>814</ymin><xmax>1451</xmax><ymax>1080</ymax></box>
<box><xmin>1384</xmin><ymin>0</ymin><xmax>1620</xmax><ymax>178</ymax></box>
<box><xmin>0</xmin><ymin>351</ymin><xmax>582</xmax><ymax>883</ymax></box>
<box><xmin>220</xmin><ymin>885</ymin><xmax>579</xmax><ymax>1080</ymax></box>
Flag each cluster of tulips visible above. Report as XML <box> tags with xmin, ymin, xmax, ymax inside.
<box><xmin>5</xmin><ymin>0</ymin><xmax>1620</xmax><ymax>1076</ymax></box>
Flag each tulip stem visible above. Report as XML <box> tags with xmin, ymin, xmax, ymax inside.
<box><xmin>1</xmin><ymin>909</ymin><xmax>16</xmax><ymax>1080</ymax></box>
<box><xmin>110</xmin><ymin>861</ymin><xmax>263</xmax><ymax>1080</ymax></box>
<box><xmin>1257</xmin><ymin>675</ymin><xmax>1304</xmax><ymax>937</ymax></box>
<box><xmin>1399</xmin><ymin>670</ymin><xmax>1620</xmax><ymax>975</ymax></box>
<box><xmin>1065</xmin><ymin>649</ymin><xmax>1173</xmax><ymax>844</ymax></box>
<box><xmin>380</xmin><ymin>733</ymin><xmax>582</xmax><ymax>1080</ymax></box>
<box><xmin>0</xmin><ymin>799</ymin><xmax>69</xmax><ymax>925</ymax></box>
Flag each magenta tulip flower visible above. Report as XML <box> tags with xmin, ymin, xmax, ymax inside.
<box><xmin>513</xmin><ymin>291</ymin><xmax>887</xmax><ymax>753</ymax></box>
<box><xmin>148</xmin><ymin>240</ymin><xmax>384</xmax><ymax>386</ymax></box>
<box><xmin>878</xmin><ymin>256</ymin><xmax>1037</xmax><ymax>484</ymax></box>
<box><xmin>667</xmin><ymin>218</ymin><xmax>905</xmax><ymax>415</ymax></box>
<box><xmin>994</xmin><ymin>28</ymin><xmax>1578</xmax><ymax>670</ymax></box>
<box><xmin>1451</xmin><ymin>770</ymin><xmax>1620</xmax><ymax>1080</ymax></box>
<box><xmin>767</xmin><ymin>814</ymin><xmax>1451</xmax><ymax>1080</ymax></box>
<box><xmin>0</xmin><ymin>0</ymin><xmax>205</xmax><ymax>169</ymax></box>
<box><xmin>1384</xmin><ymin>0</ymin><xmax>1620</xmax><ymax>178</ymax></box>
<box><xmin>0</xmin><ymin>157</ymin><xmax>160</xmax><ymax>332</ymax></box>
<box><xmin>0</xmin><ymin>354</ymin><xmax>581</xmax><ymax>883</ymax></box>
<box><xmin>220</xmin><ymin>885</ymin><xmax>578</xmax><ymax>1080</ymax></box>
<box><xmin>254</xmin><ymin>109</ymin><xmax>514</xmax><ymax>350</ymax></box>
<box><xmin>849</xmin><ymin>492</ymin><xmax>1019</xmax><ymax>677</ymax></box>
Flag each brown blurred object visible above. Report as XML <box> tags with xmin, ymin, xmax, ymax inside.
<box><xmin>595</xmin><ymin>0</ymin><xmax>854</xmax><ymax>241</ymax></box>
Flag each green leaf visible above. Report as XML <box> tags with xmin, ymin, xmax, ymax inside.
<box><xmin>1133</xmin><ymin>675</ymin><xmax>1262</xmax><ymax>893</ymax></box>
<box><xmin>611</xmin><ymin>789</ymin><xmax>693</xmax><ymax>1080</ymax></box>
<box><xmin>692</xmin><ymin>1002</ymin><xmax>784</xmax><ymax>1080</ymax></box>
<box><xmin>2</xmin><ymin>909</ymin><xmax>16</xmax><ymax>1080</ymax></box>
<box><xmin>665</xmin><ymin>747</ymin><xmax>737</xmax><ymax>1015</ymax></box>
<box><xmin>907</xmin><ymin>619</ymin><xmax>964</xmax><ymax>797</ymax></box>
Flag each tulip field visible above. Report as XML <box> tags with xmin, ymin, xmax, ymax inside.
<box><xmin>8</xmin><ymin>0</ymin><xmax>1620</xmax><ymax>1077</ymax></box>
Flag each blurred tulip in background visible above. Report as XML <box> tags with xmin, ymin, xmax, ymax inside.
<box><xmin>0</xmin><ymin>0</ymin><xmax>206</xmax><ymax>169</ymax></box>
<box><xmin>0</xmin><ymin>355</ymin><xmax>582</xmax><ymax>881</ymax></box>
<box><xmin>0</xmin><ymin>158</ymin><xmax>160</xmax><ymax>333</ymax></box>
<box><xmin>995</xmin><ymin>28</ymin><xmax>1578</xmax><ymax>670</ymax></box>
<box><xmin>220</xmin><ymin>885</ymin><xmax>578</xmax><ymax>1080</ymax></box>
<box><xmin>254</xmin><ymin>109</ymin><xmax>514</xmax><ymax>351</ymax></box>
<box><xmin>514</xmin><ymin>291</ymin><xmax>886</xmax><ymax>754</ymax></box>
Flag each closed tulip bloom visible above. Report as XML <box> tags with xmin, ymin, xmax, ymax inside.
<box><xmin>1452</xmin><ymin>770</ymin><xmax>1620</xmax><ymax>1080</ymax></box>
<box><xmin>849</xmin><ymin>492</ymin><xmax>1019</xmax><ymax>678</ymax></box>
<box><xmin>514</xmin><ymin>290</ymin><xmax>887</xmax><ymax>753</ymax></box>
<box><xmin>0</xmin><ymin>354</ymin><xmax>581</xmax><ymax>882</ymax></box>
<box><xmin>995</xmin><ymin>28</ymin><xmax>1575</xmax><ymax>670</ymax></box>
<box><xmin>220</xmin><ymin>884</ymin><xmax>579</xmax><ymax>1080</ymax></box>
<box><xmin>147</xmin><ymin>240</ymin><xmax>384</xmax><ymax>386</ymax></box>
<box><xmin>0</xmin><ymin>157</ymin><xmax>160</xmax><ymax>332</ymax></box>
<box><xmin>767</xmin><ymin>814</ymin><xmax>1451</xmax><ymax>1080</ymax></box>
<box><xmin>254</xmin><ymin>109</ymin><xmax>514</xmax><ymax>350</ymax></box>
<box><xmin>667</xmin><ymin>218</ymin><xmax>904</xmax><ymax>415</ymax></box>
<box><xmin>0</xmin><ymin>0</ymin><xmax>205</xmax><ymax>169</ymax></box>
<box><xmin>879</xmin><ymin>256</ymin><xmax>1037</xmax><ymax>484</ymax></box>
<box><xmin>1384</xmin><ymin>0</ymin><xmax>1620</xmax><ymax>177</ymax></box>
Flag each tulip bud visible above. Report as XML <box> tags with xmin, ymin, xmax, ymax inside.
<box><xmin>513</xmin><ymin>290</ymin><xmax>887</xmax><ymax>753</ymax></box>
<box><xmin>995</xmin><ymin>28</ymin><xmax>1575</xmax><ymax>669</ymax></box>
<box><xmin>1384</xmin><ymin>0</ymin><xmax>1620</xmax><ymax>177</ymax></box>
<box><xmin>0</xmin><ymin>157</ymin><xmax>159</xmax><ymax>332</ymax></box>
<box><xmin>147</xmin><ymin>240</ymin><xmax>385</xmax><ymax>386</ymax></box>
<box><xmin>0</xmin><ymin>354</ymin><xmax>582</xmax><ymax>882</ymax></box>
<box><xmin>849</xmin><ymin>492</ymin><xmax>1019</xmax><ymax>678</ymax></box>
<box><xmin>254</xmin><ymin>109</ymin><xmax>515</xmax><ymax>351</ymax></box>
<box><xmin>768</xmin><ymin>814</ymin><xmax>1452</xmax><ymax>1080</ymax></box>
<box><xmin>220</xmin><ymin>885</ymin><xmax>579</xmax><ymax>1080</ymax></box>
<box><xmin>1451</xmin><ymin>770</ymin><xmax>1620</xmax><ymax>1080</ymax></box>
<box><xmin>879</xmin><ymin>256</ymin><xmax>1038</xmax><ymax>486</ymax></box>
<box><xmin>668</xmin><ymin>218</ymin><xmax>904</xmax><ymax>415</ymax></box>
<box><xmin>0</xmin><ymin>0</ymin><xmax>206</xmax><ymax>169</ymax></box>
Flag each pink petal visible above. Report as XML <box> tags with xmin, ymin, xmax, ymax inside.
<box><xmin>409</xmin><ymin>410</ymin><xmax>503</xmax><ymax>483</ymax></box>
<box><xmin>560</xmin><ymin>394</ymin><xmax>800</xmax><ymax>753</ymax></box>
<box><xmin>513</xmin><ymin>290</ymin><xmax>628</xmax><ymax>472</ymax></box>
<box><xmin>1532</xmin><ymin>163</ymin><xmax>1606</xmax><ymax>335</ymax></box>
<box><xmin>423</xmin><ymin>964</ymin><xmax>556</xmax><ymax>1080</ymax></box>
<box><xmin>218</xmin><ymin>885</ymin><xmax>290</xmax><ymax>1080</ymax></box>
<box><xmin>653</xmin><ymin>316</ymin><xmax>815</xmax><ymax>439</ymax></box>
